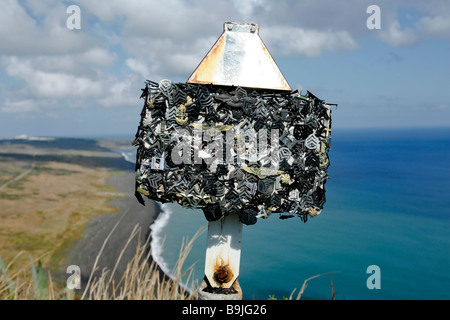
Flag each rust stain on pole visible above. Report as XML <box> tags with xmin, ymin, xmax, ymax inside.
<box><xmin>204</xmin><ymin>211</ymin><xmax>242</xmax><ymax>289</ymax></box>
<box><xmin>189</xmin><ymin>35</ymin><xmax>226</xmax><ymax>85</ymax></box>
<box><xmin>214</xmin><ymin>263</ymin><xmax>234</xmax><ymax>285</ymax></box>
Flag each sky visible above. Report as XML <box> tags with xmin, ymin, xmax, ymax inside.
<box><xmin>0</xmin><ymin>0</ymin><xmax>449</xmax><ymax>138</ymax></box>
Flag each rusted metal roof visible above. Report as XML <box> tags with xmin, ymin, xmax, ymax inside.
<box><xmin>187</xmin><ymin>22</ymin><xmax>292</xmax><ymax>91</ymax></box>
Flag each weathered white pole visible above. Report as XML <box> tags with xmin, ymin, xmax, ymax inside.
<box><xmin>198</xmin><ymin>212</ymin><xmax>243</xmax><ymax>299</ymax></box>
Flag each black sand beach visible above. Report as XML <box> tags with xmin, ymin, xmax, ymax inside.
<box><xmin>62</xmin><ymin>169</ymin><xmax>162</xmax><ymax>290</ymax></box>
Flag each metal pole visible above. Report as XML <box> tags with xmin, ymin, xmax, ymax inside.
<box><xmin>197</xmin><ymin>212</ymin><xmax>243</xmax><ymax>300</ymax></box>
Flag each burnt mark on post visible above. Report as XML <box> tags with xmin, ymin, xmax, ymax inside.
<box><xmin>214</xmin><ymin>263</ymin><xmax>233</xmax><ymax>285</ymax></box>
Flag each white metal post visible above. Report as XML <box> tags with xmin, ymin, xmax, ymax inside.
<box><xmin>198</xmin><ymin>212</ymin><xmax>243</xmax><ymax>299</ymax></box>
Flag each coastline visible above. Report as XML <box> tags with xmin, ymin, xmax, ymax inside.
<box><xmin>0</xmin><ymin>138</ymin><xmax>134</xmax><ymax>277</ymax></box>
<box><xmin>3</xmin><ymin>130</ymin><xmax>449</xmax><ymax>299</ymax></box>
<box><xmin>57</xmin><ymin>143</ymin><xmax>196</xmax><ymax>297</ymax></box>
<box><xmin>0</xmin><ymin>136</ymin><xmax>194</xmax><ymax>298</ymax></box>
<box><xmin>60</xmin><ymin>167</ymin><xmax>170</xmax><ymax>290</ymax></box>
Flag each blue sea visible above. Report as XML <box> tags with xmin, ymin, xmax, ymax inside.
<box><xmin>120</xmin><ymin>127</ymin><xmax>450</xmax><ymax>300</ymax></box>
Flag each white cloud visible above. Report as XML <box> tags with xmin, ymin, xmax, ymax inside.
<box><xmin>418</xmin><ymin>15</ymin><xmax>450</xmax><ymax>39</ymax></box>
<box><xmin>262</xmin><ymin>26</ymin><xmax>358</xmax><ymax>57</ymax></box>
<box><xmin>98</xmin><ymin>74</ymin><xmax>140</xmax><ymax>108</ymax></box>
<box><xmin>23</xmin><ymin>50</ymin><xmax>116</xmax><ymax>78</ymax></box>
<box><xmin>4</xmin><ymin>57</ymin><xmax>103</xmax><ymax>99</ymax></box>
<box><xmin>120</xmin><ymin>34</ymin><xmax>217</xmax><ymax>79</ymax></box>
<box><xmin>1</xmin><ymin>0</ymin><xmax>450</xmax><ymax>120</ymax></box>
<box><xmin>0</xmin><ymin>0</ymin><xmax>95</xmax><ymax>55</ymax></box>
<box><xmin>78</xmin><ymin>48</ymin><xmax>118</xmax><ymax>67</ymax></box>
<box><xmin>1</xmin><ymin>55</ymin><xmax>138</xmax><ymax>113</ymax></box>
<box><xmin>378</xmin><ymin>20</ymin><xmax>419</xmax><ymax>46</ymax></box>
<box><xmin>125</xmin><ymin>58</ymin><xmax>150</xmax><ymax>79</ymax></box>
<box><xmin>230</xmin><ymin>0</ymin><xmax>267</xmax><ymax>19</ymax></box>
<box><xmin>1</xmin><ymin>99</ymin><xmax>39</xmax><ymax>113</ymax></box>
<box><xmin>77</xmin><ymin>0</ymin><xmax>229</xmax><ymax>39</ymax></box>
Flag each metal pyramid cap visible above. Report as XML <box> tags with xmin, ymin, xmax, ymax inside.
<box><xmin>187</xmin><ymin>22</ymin><xmax>292</xmax><ymax>91</ymax></box>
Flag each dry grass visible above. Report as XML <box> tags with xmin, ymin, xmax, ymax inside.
<box><xmin>0</xmin><ymin>224</ymin><xmax>202</xmax><ymax>300</ymax></box>
<box><xmin>287</xmin><ymin>271</ymin><xmax>340</xmax><ymax>300</ymax></box>
<box><xmin>1</xmin><ymin>219</ymin><xmax>338</xmax><ymax>300</ymax></box>
<box><xmin>1</xmin><ymin>225</ymin><xmax>339</xmax><ymax>300</ymax></box>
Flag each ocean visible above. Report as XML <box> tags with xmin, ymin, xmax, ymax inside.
<box><xmin>119</xmin><ymin>127</ymin><xmax>450</xmax><ymax>300</ymax></box>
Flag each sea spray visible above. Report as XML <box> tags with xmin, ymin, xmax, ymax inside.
<box><xmin>113</xmin><ymin>148</ymin><xmax>137</xmax><ymax>164</ymax></box>
<box><xmin>149</xmin><ymin>204</ymin><xmax>199</xmax><ymax>295</ymax></box>
<box><xmin>149</xmin><ymin>203</ymin><xmax>173</xmax><ymax>278</ymax></box>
